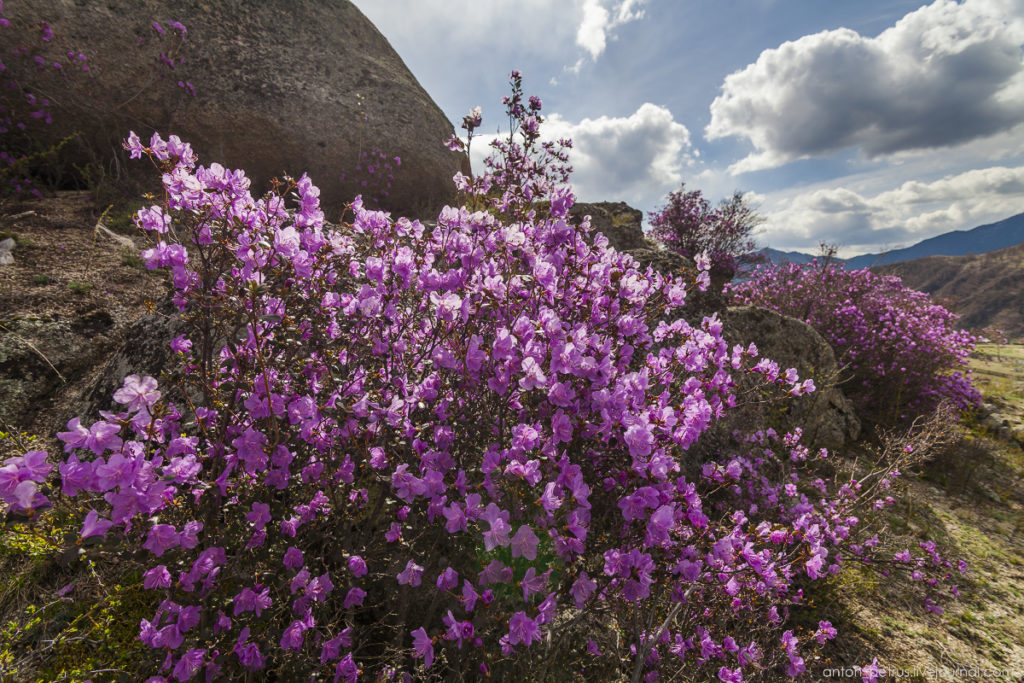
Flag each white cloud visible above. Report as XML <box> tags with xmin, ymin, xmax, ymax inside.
<box><xmin>577</xmin><ymin>1</ymin><xmax>613</xmax><ymax>59</ymax></box>
<box><xmin>707</xmin><ymin>0</ymin><xmax>1024</xmax><ymax>173</ymax></box>
<box><xmin>571</xmin><ymin>0</ymin><xmax>648</xmax><ymax>70</ymax></box>
<box><xmin>759</xmin><ymin>164</ymin><xmax>1024</xmax><ymax>254</ymax></box>
<box><xmin>351</xmin><ymin>1</ymin><xmax>581</xmax><ymax>86</ymax></box>
<box><xmin>354</xmin><ymin>1</ymin><xmax>646</xmax><ymax>80</ymax></box>
<box><xmin>468</xmin><ymin>103</ymin><xmax>692</xmax><ymax>208</ymax></box>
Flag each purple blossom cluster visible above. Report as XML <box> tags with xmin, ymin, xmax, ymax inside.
<box><xmin>648</xmin><ymin>184</ymin><xmax>760</xmax><ymax>272</ymax></box>
<box><xmin>729</xmin><ymin>259</ymin><xmax>980</xmax><ymax>421</ymax></box>
<box><xmin>0</xmin><ymin>449</ymin><xmax>51</xmax><ymax>512</ymax></box>
<box><xmin>0</xmin><ymin>75</ymin><xmax>964</xmax><ymax>681</ymax></box>
<box><xmin>448</xmin><ymin>70</ymin><xmax>573</xmax><ymax>224</ymax></box>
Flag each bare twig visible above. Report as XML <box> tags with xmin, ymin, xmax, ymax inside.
<box><xmin>630</xmin><ymin>586</ymin><xmax>694</xmax><ymax>683</ymax></box>
<box><xmin>0</xmin><ymin>323</ymin><xmax>66</xmax><ymax>382</ymax></box>
<box><xmin>1</xmin><ymin>210</ymin><xmax>36</xmax><ymax>224</ymax></box>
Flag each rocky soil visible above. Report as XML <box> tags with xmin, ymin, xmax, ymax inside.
<box><xmin>0</xmin><ymin>192</ymin><xmax>162</xmax><ymax>447</ymax></box>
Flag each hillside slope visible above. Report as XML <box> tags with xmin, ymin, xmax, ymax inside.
<box><xmin>874</xmin><ymin>241</ymin><xmax>1024</xmax><ymax>339</ymax></box>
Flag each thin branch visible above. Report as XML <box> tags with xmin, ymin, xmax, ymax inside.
<box><xmin>0</xmin><ymin>323</ymin><xmax>66</xmax><ymax>383</ymax></box>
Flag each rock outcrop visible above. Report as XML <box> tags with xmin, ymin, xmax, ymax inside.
<box><xmin>721</xmin><ymin>306</ymin><xmax>861</xmax><ymax>450</ymax></box>
<box><xmin>570</xmin><ymin>202</ymin><xmax>648</xmax><ymax>253</ymax></box>
<box><xmin>0</xmin><ymin>238</ymin><xmax>14</xmax><ymax>266</ymax></box>
<box><xmin>79</xmin><ymin>301</ymin><xmax>189</xmax><ymax>419</ymax></box>
<box><xmin>1</xmin><ymin>1</ymin><xmax>467</xmax><ymax>218</ymax></box>
<box><xmin>0</xmin><ymin>313</ymin><xmax>116</xmax><ymax>427</ymax></box>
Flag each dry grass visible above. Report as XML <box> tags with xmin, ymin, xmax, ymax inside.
<box><xmin>819</xmin><ymin>347</ymin><xmax>1024</xmax><ymax>679</ymax></box>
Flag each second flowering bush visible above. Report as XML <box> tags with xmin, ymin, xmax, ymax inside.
<box><xmin>728</xmin><ymin>259</ymin><xmax>979</xmax><ymax>422</ymax></box>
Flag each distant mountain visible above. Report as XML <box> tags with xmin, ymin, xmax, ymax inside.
<box><xmin>844</xmin><ymin>212</ymin><xmax>1024</xmax><ymax>269</ymax></box>
<box><xmin>755</xmin><ymin>212</ymin><xmax>1024</xmax><ymax>270</ymax></box>
<box><xmin>873</xmin><ymin>241</ymin><xmax>1024</xmax><ymax>339</ymax></box>
<box><xmin>756</xmin><ymin>247</ymin><xmax>817</xmax><ymax>266</ymax></box>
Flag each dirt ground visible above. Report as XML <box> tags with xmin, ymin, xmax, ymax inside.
<box><xmin>0</xmin><ymin>191</ymin><xmax>162</xmax><ymax>449</ymax></box>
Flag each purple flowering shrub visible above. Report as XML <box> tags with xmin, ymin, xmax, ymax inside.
<box><xmin>648</xmin><ymin>184</ymin><xmax>760</xmax><ymax>273</ymax></box>
<box><xmin>0</xmin><ymin>76</ymin><xmax>966</xmax><ymax>681</ymax></box>
<box><xmin>728</xmin><ymin>259</ymin><xmax>980</xmax><ymax>423</ymax></box>
<box><xmin>447</xmin><ymin>71</ymin><xmax>573</xmax><ymax>225</ymax></box>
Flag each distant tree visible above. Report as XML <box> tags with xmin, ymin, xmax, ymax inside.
<box><xmin>649</xmin><ymin>184</ymin><xmax>760</xmax><ymax>270</ymax></box>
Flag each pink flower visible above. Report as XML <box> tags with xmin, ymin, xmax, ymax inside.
<box><xmin>169</xmin><ymin>335</ymin><xmax>192</xmax><ymax>353</ymax></box>
<box><xmin>234</xmin><ymin>627</ymin><xmax>264</xmax><ymax>670</ymax></box>
<box><xmin>113</xmin><ymin>375</ymin><xmax>161</xmax><ymax>413</ymax></box>
<box><xmin>624</xmin><ymin>423</ymin><xmax>653</xmax><ymax>458</ymax></box>
<box><xmin>411</xmin><ymin>627</ymin><xmax>434</xmax><ymax>668</ymax></box>
<box><xmin>233</xmin><ymin>586</ymin><xmax>272</xmax><ymax>616</ymax></box>
<box><xmin>510</xmin><ymin>525</ymin><xmax>539</xmax><ymax>560</ymax></box>
<box><xmin>245</xmin><ymin>502</ymin><xmax>271</xmax><ymax>530</ymax></box>
<box><xmin>570</xmin><ymin>572</ymin><xmax>597</xmax><ymax>608</ymax></box>
<box><xmin>508</xmin><ymin>612</ymin><xmax>541</xmax><ymax>647</ymax></box>
<box><xmin>436</xmin><ymin>567</ymin><xmax>459</xmax><ymax>591</ymax></box>
<box><xmin>343</xmin><ymin>587</ymin><xmax>366</xmax><ymax>608</ymax></box>
<box><xmin>810</xmin><ymin>620</ymin><xmax>837</xmax><ymax>645</ymax></box>
<box><xmin>481</xmin><ymin>503</ymin><xmax>511</xmax><ymax>551</ymax></box>
<box><xmin>143</xmin><ymin>524</ymin><xmax>180</xmax><ymax>557</ymax></box>
<box><xmin>280</xmin><ymin>619</ymin><xmax>307</xmax><ymax>650</ymax></box>
<box><xmin>461</xmin><ymin>580</ymin><xmax>480</xmax><ymax>612</ymax></box>
<box><xmin>123</xmin><ymin>131</ymin><xmax>144</xmax><ymax>159</ymax></box>
<box><xmin>348</xmin><ymin>555</ymin><xmax>368</xmax><ymax>577</ymax></box>
<box><xmin>95</xmin><ymin>453</ymin><xmax>135</xmax><ymax>491</ymax></box>
<box><xmin>397</xmin><ymin>560</ymin><xmax>424</xmax><ymax>587</ymax></box>
<box><xmin>283</xmin><ymin>547</ymin><xmax>304</xmax><ymax>570</ymax></box>
<box><xmin>81</xmin><ymin>509</ymin><xmax>113</xmax><ymax>539</ymax></box>
<box><xmin>20</xmin><ymin>451</ymin><xmax>51</xmax><ymax>481</ymax></box>
<box><xmin>861</xmin><ymin>658</ymin><xmax>885</xmax><ymax>682</ymax></box>
<box><xmin>173</xmin><ymin>648</ymin><xmax>205</xmax><ymax>681</ymax></box>
<box><xmin>718</xmin><ymin>667</ymin><xmax>743</xmax><ymax>683</ymax></box>
<box><xmin>143</xmin><ymin>565</ymin><xmax>172</xmax><ymax>589</ymax></box>
<box><xmin>520</xmin><ymin>567</ymin><xmax>549</xmax><ymax>600</ymax></box>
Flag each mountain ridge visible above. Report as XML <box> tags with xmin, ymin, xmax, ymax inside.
<box><xmin>757</xmin><ymin>212</ymin><xmax>1024</xmax><ymax>268</ymax></box>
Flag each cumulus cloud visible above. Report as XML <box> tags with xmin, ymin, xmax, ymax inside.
<box><xmin>707</xmin><ymin>0</ymin><xmax>1024</xmax><ymax>173</ymax></box>
<box><xmin>576</xmin><ymin>0</ymin><xmax>647</xmax><ymax>59</ymax></box>
<box><xmin>759</xmin><ymin>165</ymin><xmax>1024</xmax><ymax>253</ymax></box>
<box><xmin>469</xmin><ymin>103</ymin><xmax>692</xmax><ymax>207</ymax></box>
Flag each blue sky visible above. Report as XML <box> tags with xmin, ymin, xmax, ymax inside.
<box><xmin>351</xmin><ymin>0</ymin><xmax>1024</xmax><ymax>256</ymax></box>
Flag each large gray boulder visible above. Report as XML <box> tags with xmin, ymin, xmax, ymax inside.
<box><xmin>0</xmin><ymin>1</ymin><xmax>467</xmax><ymax>218</ymax></box>
<box><xmin>720</xmin><ymin>306</ymin><xmax>861</xmax><ymax>450</ymax></box>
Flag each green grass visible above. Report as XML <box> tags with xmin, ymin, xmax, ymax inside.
<box><xmin>103</xmin><ymin>202</ymin><xmax>145</xmax><ymax>236</ymax></box>
<box><xmin>0</xmin><ymin>231</ymin><xmax>38</xmax><ymax>249</ymax></box>
<box><xmin>120</xmin><ymin>251</ymin><xmax>144</xmax><ymax>269</ymax></box>
<box><xmin>969</xmin><ymin>343</ymin><xmax>1024</xmax><ymax>411</ymax></box>
<box><xmin>0</xmin><ymin>499</ymin><xmax>156</xmax><ymax>682</ymax></box>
